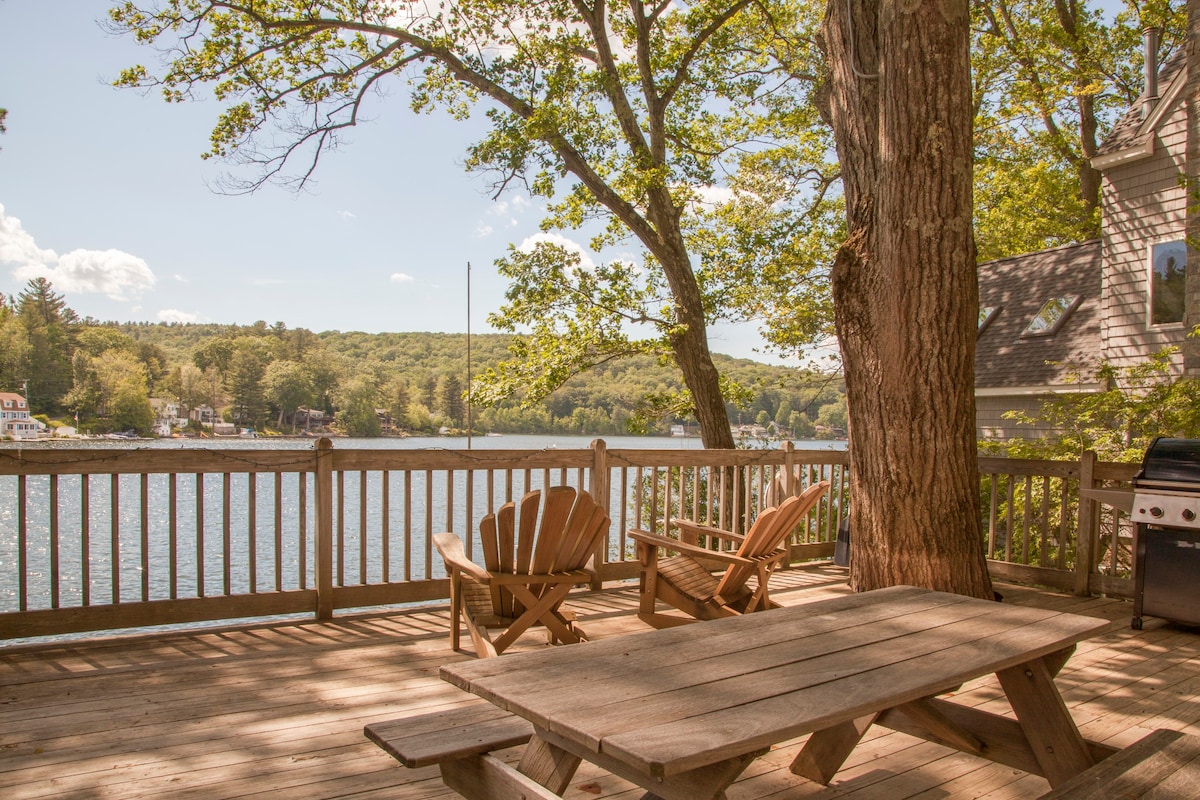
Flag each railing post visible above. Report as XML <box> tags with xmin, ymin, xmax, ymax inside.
<box><xmin>314</xmin><ymin>437</ymin><xmax>335</xmax><ymax>619</ymax></box>
<box><xmin>590</xmin><ymin>438</ymin><xmax>610</xmax><ymax>590</ymax></box>
<box><xmin>1074</xmin><ymin>450</ymin><xmax>1098</xmax><ymax>597</ymax></box>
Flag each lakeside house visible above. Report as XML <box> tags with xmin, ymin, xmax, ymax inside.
<box><xmin>0</xmin><ymin>392</ymin><xmax>44</xmax><ymax>440</ymax></box>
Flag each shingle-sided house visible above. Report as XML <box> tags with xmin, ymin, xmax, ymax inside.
<box><xmin>975</xmin><ymin>240</ymin><xmax>1103</xmax><ymax>439</ymax></box>
<box><xmin>975</xmin><ymin>47</ymin><xmax>1199</xmax><ymax>439</ymax></box>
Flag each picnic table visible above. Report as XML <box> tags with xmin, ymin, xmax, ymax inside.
<box><xmin>438</xmin><ymin>585</ymin><xmax>1112</xmax><ymax>799</ymax></box>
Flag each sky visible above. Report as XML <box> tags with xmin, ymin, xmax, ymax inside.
<box><xmin>0</xmin><ymin>1</ymin><xmax>786</xmax><ymax>364</ymax></box>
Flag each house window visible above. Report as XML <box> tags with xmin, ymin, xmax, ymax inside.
<box><xmin>1149</xmin><ymin>239</ymin><xmax>1187</xmax><ymax>326</ymax></box>
<box><xmin>1022</xmin><ymin>295</ymin><xmax>1081</xmax><ymax>337</ymax></box>
<box><xmin>978</xmin><ymin>306</ymin><xmax>1000</xmax><ymax>334</ymax></box>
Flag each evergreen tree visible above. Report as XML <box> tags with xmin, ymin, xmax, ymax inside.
<box><xmin>16</xmin><ymin>278</ymin><xmax>77</xmax><ymax>413</ymax></box>
<box><xmin>438</xmin><ymin>374</ymin><xmax>465</xmax><ymax>427</ymax></box>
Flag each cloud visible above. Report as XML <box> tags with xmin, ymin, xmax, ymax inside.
<box><xmin>390</xmin><ymin>272</ymin><xmax>415</xmax><ymax>284</ymax></box>
<box><xmin>517</xmin><ymin>232</ymin><xmax>596</xmax><ymax>271</ymax></box>
<box><xmin>339</xmin><ymin>210</ymin><xmax>356</xmax><ymax>220</ymax></box>
<box><xmin>158</xmin><ymin>309</ymin><xmax>202</xmax><ymax>323</ymax></box>
<box><xmin>473</xmin><ymin>224</ymin><xmax>494</xmax><ymax>238</ymax></box>
<box><xmin>692</xmin><ymin>185</ymin><xmax>736</xmax><ymax>207</ymax></box>
<box><xmin>0</xmin><ymin>203</ymin><xmax>156</xmax><ymax>301</ymax></box>
<box><xmin>173</xmin><ymin>274</ymin><xmax>190</xmax><ymax>283</ymax></box>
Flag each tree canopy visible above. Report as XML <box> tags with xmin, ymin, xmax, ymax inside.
<box><xmin>108</xmin><ymin>0</ymin><xmax>838</xmax><ymax>448</ymax></box>
<box><xmin>971</xmin><ymin>0</ymin><xmax>1186</xmax><ymax>260</ymax></box>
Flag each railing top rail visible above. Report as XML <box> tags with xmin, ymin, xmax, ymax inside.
<box><xmin>328</xmin><ymin>447</ymin><xmax>595</xmax><ymax>471</ymax></box>
<box><xmin>0</xmin><ymin>447</ymin><xmax>318</xmax><ymax>476</ymax></box>
<box><xmin>977</xmin><ymin>455</ymin><xmax>1081</xmax><ymax>478</ymax></box>
<box><xmin>605</xmin><ymin>448</ymin><xmax>849</xmax><ymax>469</ymax></box>
<box><xmin>1093</xmin><ymin>462</ymin><xmax>1139</xmax><ymax>482</ymax></box>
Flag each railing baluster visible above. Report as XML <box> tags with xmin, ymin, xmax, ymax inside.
<box><xmin>141</xmin><ymin>473</ymin><xmax>150</xmax><ymax>601</ymax></box>
<box><xmin>404</xmin><ymin>471</ymin><xmax>412</xmax><ymax>582</ymax></box>
<box><xmin>336</xmin><ymin>470</ymin><xmax>346</xmax><ymax>588</ymax></box>
<box><xmin>169</xmin><ymin>474</ymin><xmax>178</xmax><ymax>600</ymax></box>
<box><xmin>274</xmin><ymin>472</ymin><xmax>283</xmax><ymax>593</ymax></box>
<box><xmin>299</xmin><ymin>472</ymin><xmax>308</xmax><ymax>591</ymax></box>
<box><xmin>1021</xmin><ymin>476</ymin><xmax>1032</xmax><ymax>565</ymax></box>
<box><xmin>50</xmin><ymin>474</ymin><xmax>59</xmax><ymax>609</ymax></box>
<box><xmin>81</xmin><ymin>474</ymin><xmax>90</xmax><ymax>606</ymax></box>
<box><xmin>1004</xmin><ymin>472</ymin><xmax>1015</xmax><ymax>563</ymax></box>
<box><xmin>248</xmin><ymin>472</ymin><xmax>258</xmax><ymax>593</ymax></box>
<box><xmin>382</xmin><ymin>470</ymin><xmax>391</xmax><ymax>583</ymax></box>
<box><xmin>18</xmin><ymin>475</ymin><xmax>27</xmax><ymax>612</ymax></box>
<box><xmin>359</xmin><ymin>470</ymin><xmax>368</xmax><ymax>585</ymax></box>
<box><xmin>111</xmin><ymin>474</ymin><xmax>120</xmax><ymax>604</ymax></box>
<box><xmin>424</xmin><ymin>470</ymin><xmax>434</xmax><ymax>578</ymax></box>
<box><xmin>223</xmin><ymin>473</ymin><xmax>232</xmax><ymax>596</ymax></box>
<box><xmin>1036</xmin><ymin>474</ymin><xmax>1046</xmax><ymax>568</ymax></box>
<box><xmin>196</xmin><ymin>473</ymin><xmax>205</xmax><ymax>597</ymax></box>
<box><xmin>987</xmin><ymin>474</ymin><xmax>999</xmax><ymax>558</ymax></box>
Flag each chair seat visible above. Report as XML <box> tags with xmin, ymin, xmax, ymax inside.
<box><xmin>631</xmin><ymin>480</ymin><xmax>830</xmax><ymax>628</ymax></box>
<box><xmin>658</xmin><ymin>556</ymin><xmax>720</xmax><ymax>603</ymax></box>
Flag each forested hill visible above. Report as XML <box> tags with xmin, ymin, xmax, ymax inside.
<box><xmin>1</xmin><ymin>282</ymin><xmax>845</xmax><ymax>438</ymax></box>
<box><xmin>112</xmin><ymin>322</ymin><xmax>846</xmax><ymax>437</ymax></box>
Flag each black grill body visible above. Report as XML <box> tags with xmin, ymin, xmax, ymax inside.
<box><xmin>1130</xmin><ymin>438</ymin><xmax>1200</xmax><ymax>630</ymax></box>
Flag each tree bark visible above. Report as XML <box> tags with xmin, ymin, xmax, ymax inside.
<box><xmin>821</xmin><ymin>0</ymin><xmax>993</xmax><ymax>598</ymax></box>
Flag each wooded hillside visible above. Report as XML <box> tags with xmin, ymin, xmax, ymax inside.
<box><xmin>1</xmin><ymin>280</ymin><xmax>845</xmax><ymax>438</ymax></box>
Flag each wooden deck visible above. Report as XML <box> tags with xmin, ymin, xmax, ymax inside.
<box><xmin>2</xmin><ymin>566</ymin><xmax>1198</xmax><ymax>799</ymax></box>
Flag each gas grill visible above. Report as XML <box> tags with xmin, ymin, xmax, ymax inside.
<box><xmin>1127</xmin><ymin>438</ymin><xmax>1200</xmax><ymax>630</ymax></box>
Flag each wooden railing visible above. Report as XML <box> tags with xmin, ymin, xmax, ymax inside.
<box><xmin>0</xmin><ymin>440</ymin><xmax>1132</xmax><ymax>640</ymax></box>
<box><xmin>978</xmin><ymin>453</ymin><xmax>1138</xmax><ymax>597</ymax></box>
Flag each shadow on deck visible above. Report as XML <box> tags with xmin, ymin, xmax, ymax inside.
<box><xmin>2</xmin><ymin>565</ymin><xmax>1198</xmax><ymax>799</ymax></box>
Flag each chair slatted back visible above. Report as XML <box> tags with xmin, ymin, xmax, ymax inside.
<box><xmin>713</xmin><ymin>480</ymin><xmax>830</xmax><ymax>600</ymax></box>
<box><xmin>479</xmin><ymin>486</ymin><xmax>608</xmax><ymax>619</ymax></box>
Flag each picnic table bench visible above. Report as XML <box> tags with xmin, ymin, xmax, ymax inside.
<box><xmin>1036</xmin><ymin>728</ymin><xmax>1200</xmax><ymax>799</ymax></box>
<box><xmin>364</xmin><ymin>704</ymin><xmax>532</xmax><ymax>769</ymax></box>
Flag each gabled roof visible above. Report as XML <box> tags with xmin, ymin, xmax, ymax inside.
<box><xmin>975</xmin><ymin>239</ymin><xmax>1102</xmax><ymax>391</ymax></box>
<box><xmin>1094</xmin><ymin>49</ymin><xmax>1186</xmax><ymax>167</ymax></box>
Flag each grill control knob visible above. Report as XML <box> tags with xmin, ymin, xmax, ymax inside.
<box><xmin>1184</xmin><ymin>508</ymin><xmax>1197</xmax><ymax>523</ymax></box>
<box><xmin>1150</xmin><ymin>506</ymin><xmax>1164</xmax><ymax>519</ymax></box>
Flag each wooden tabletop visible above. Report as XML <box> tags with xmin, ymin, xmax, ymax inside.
<box><xmin>441</xmin><ymin>585</ymin><xmax>1110</xmax><ymax>781</ymax></box>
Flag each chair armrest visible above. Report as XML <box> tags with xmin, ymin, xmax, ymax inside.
<box><xmin>670</xmin><ymin>518</ymin><xmax>746</xmax><ymax>545</ymax></box>
<box><xmin>628</xmin><ymin>529</ymin><xmax>754</xmax><ymax>566</ymax></box>
<box><xmin>432</xmin><ymin>533</ymin><xmax>491</xmax><ymax>582</ymax></box>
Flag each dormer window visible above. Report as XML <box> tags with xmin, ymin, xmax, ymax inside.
<box><xmin>1022</xmin><ymin>295</ymin><xmax>1081</xmax><ymax>337</ymax></box>
<box><xmin>1149</xmin><ymin>239</ymin><xmax>1186</xmax><ymax>326</ymax></box>
<box><xmin>978</xmin><ymin>306</ymin><xmax>1000</xmax><ymax>335</ymax></box>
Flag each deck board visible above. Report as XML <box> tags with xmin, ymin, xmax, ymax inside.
<box><xmin>3</xmin><ymin>566</ymin><xmax>1199</xmax><ymax>799</ymax></box>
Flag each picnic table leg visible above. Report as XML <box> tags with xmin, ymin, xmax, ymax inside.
<box><xmin>517</xmin><ymin>733</ymin><xmax>583</xmax><ymax>795</ymax></box>
<box><xmin>440</xmin><ymin>754</ymin><xmax>565</xmax><ymax>800</ymax></box>
<box><xmin>997</xmin><ymin>655</ymin><xmax>1095</xmax><ymax>788</ymax></box>
<box><xmin>530</xmin><ymin>725</ymin><xmax>761</xmax><ymax>800</ymax></box>
<box><xmin>790</xmin><ymin>713</ymin><xmax>879</xmax><ymax>784</ymax></box>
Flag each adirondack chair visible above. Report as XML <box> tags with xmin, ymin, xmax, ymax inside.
<box><xmin>433</xmin><ymin>486</ymin><xmax>610</xmax><ymax>658</ymax></box>
<box><xmin>628</xmin><ymin>480</ymin><xmax>830</xmax><ymax>628</ymax></box>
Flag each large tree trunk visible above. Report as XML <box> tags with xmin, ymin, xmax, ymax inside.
<box><xmin>821</xmin><ymin>0</ymin><xmax>993</xmax><ymax>598</ymax></box>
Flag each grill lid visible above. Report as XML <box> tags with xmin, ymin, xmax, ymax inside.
<box><xmin>1133</xmin><ymin>438</ymin><xmax>1200</xmax><ymax>490</ymax></box>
